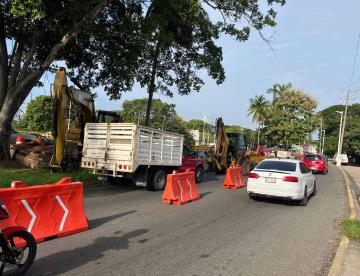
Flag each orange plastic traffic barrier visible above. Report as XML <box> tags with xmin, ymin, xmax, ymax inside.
<box><xmin>0</xmin><ymin>177</ymin><xmax>88</xmax><ymax>243</ymax></box>
<box><xmin>162</xmin><ymin>170</ymin><xmax>200</xmax><ymax>205</ymax></box>
<box><xmin>223</xmin><ymin>166</ymin><xmax>246</xmax><ymax>190</ymax></box>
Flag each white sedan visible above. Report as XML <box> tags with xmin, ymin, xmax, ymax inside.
<box><xmin>247</xmin><ymin>159</ymin><xmax>316</xmax><ymax>206</ymax></box>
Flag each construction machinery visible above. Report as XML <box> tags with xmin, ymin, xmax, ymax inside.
<box><xmin>212</xmin><ymin>117</ymin><xmax>251</xmax><ymax>174</ymax></box>
<box><xmin>50</xmin><ymin>67</ymin><xmax>120</xmax><ymax>170</ymax></box>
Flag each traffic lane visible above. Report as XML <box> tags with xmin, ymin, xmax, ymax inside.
<box><xmin>29</xmin><ymin>166</ymin><xmax>346</xmax><ymax>276</ymax></box>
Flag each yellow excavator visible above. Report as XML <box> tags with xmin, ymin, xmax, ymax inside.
<box><xmin>50</xmin><ymin>67</ymin><xmax>120</xmax><ymax>170</ymax></box>
<box><xmin>212</xmin><ymin>117</ymin><xmax>251</xmax><ymax>174</ymax></box>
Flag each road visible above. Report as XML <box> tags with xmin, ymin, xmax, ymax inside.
<box><xmin>29</xmin><ymin>165</ymin><xmax>346</xmax><ymax>276</ymax></box>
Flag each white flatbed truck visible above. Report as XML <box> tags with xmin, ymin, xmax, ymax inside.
<box><xmin>81</xmin><ymin>123</ymin><xmax>189</xmax><ymax>190</ymax></box>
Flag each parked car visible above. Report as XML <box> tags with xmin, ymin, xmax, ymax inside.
<box><xmin>247</xmin><ymin>159</ymin><xmax>316</xmax><ymax>206</ymax></box>
<box><xmin>301</xmin><ymin>154</ymin><xmax>328</xmax><ymax>174</ymax></box>
<box><xmin>333</xmin><ymin>154</ymin><xmax>349</xmax><ymax>165</ymax></box>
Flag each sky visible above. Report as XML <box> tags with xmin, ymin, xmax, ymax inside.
<box><xmin>28</xmin><ymin>0</ymin><xmax>360</xmax><ymax>129</ymax></box>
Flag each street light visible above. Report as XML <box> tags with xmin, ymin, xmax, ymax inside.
<box><xmin>321</xmin><ymin>129</ymin><xmax>325</xmax><ymax>155</ymax></box>
<box><xmin>335</xmin><ymin>111</ymin><xmax>344</xmax><ymax>166</ymax></box>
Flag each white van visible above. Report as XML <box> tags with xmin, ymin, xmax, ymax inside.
<box><xmin>333</xmin><ymin>154</ymin><xmax>348</xmax><ymax>165</ymax></box>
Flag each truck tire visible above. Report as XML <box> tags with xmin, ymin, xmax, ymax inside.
<box><xmin>108</xmin><ymin>176</ymin><xmax>120</xmax><ymax>185</ymax></box>
<box><xmin>195</xmin><ymin>166</ymin><xmax>204</xmax><ymax>183</ymax></box>
<box><xmin>149</xmin><ymin>169</ymin><xmax>167</xmax><ymax>191</ymax></box>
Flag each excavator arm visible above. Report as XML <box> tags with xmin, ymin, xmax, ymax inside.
<box><xmin>50</xmin><ymin>68</ymin><xmax>95</xmax><ymax>169</ymax></box>
<box><xmin>213</xmin><ymin>117</ymin><xmax>229</xmax><ymax>171</ymax></box>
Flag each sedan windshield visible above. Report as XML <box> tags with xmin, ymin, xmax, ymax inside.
<box><xmin>304</xmin><ymin>155</ymin><xmax>321</xmax><ymax>161</ymax></box>
<box><xmin>255</xmin><ymin>161</ymin><xmax>297</xmax><ymax>172</ymax></box>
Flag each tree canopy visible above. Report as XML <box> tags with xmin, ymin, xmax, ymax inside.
<box><xmin>263</xmin><ymin>88</ymin><xmax>319</xmax><ymax>147</ymax></box>
<box><xmin>120</xmin><ymin>98</ymin><xmax>194</xmax><ymax>145</ymax></box>
<box><xmin>17</xmin><ymin>95</ymin><xmax>53</xmax><ymax>132</ymax></box>
<box><xmin>0</xmin><ymin>0</ymin><xmax>286</xmax><ymax>158</ymax></box>
<box><xmin>320</xmin><ymin>104</ymin><xmax>360</xmax><ymax>162</ymax></box>
<box><xmin>248</xmin><ymin>94</ymin><xmax>271</xmax><ymax>146</ymax></box>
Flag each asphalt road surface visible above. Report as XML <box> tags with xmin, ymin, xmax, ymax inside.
<box><xmin>29</xmin><ymin>165</ymin><xmax>346</xmax><ymax>276</ymax></box>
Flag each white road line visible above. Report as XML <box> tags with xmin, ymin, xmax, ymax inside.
<box><xmin>21</xmin><ymin>199</ymin><xmax>36</xmax><ymax>232</ymax></box>
<box><xmin>55</xmin><ymin>196</ymin><xmax>69</xmax><ymax>232</ymax></box>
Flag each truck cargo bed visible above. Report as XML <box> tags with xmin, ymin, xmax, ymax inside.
<box><xmin>81</xmin><ymin>123</ymin><xmax>184</xmax><ymax>175</ymax></box>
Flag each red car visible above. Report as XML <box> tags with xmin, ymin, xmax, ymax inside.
<box><xmin>180</xmin><ymin>145</ymin><xmax>206</xmax><ymax>183</ymax></box>
<box><xmin>302</xmin><ymin>154</ymin><xmax>328</xmax><ymax>174</ymax></box>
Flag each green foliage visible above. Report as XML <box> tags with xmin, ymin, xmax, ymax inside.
<box><xmin>341</xmin><ymin>219</ymin><xmax>360</xmax><ymax>241</ymax></box>
<box><xmin>83</xmin><ymin>0</ymin><xmax>286</xmax><ymax>100</ymax></box>
<box><xmin>248</xmin><ymin>95</ymin><xmax>271</xmax><ymax>124</ymax></box>
<box><xmin>225</xmin><ymin>125</ymin><xmax>243</xmax><ymax>133</ymax></box>
<box><xmin>321</xmin><ymin>104</ymin><xmax>360</xmax><ymax>160</ymax></box>
<box><xmin>0</xmin><ymin>167</ymin><xmax>97</xmax><ymax>188</ymax></box>
<box><xmin>264</xmin><ymin>88</ymin><xmax>319</xmax><ymax>147</ymax></box>
<box><xmin>10</xmin><ymin>0</ymin><xmax>43</xmax><ymax>19</ymax></box>
<box><xmin>1</xmin><ymin>0</ymin><xmax>285</xmax><ymax>140</ymax></box>
<box><xmin>120</xmin><ymin>98</ymin><xmax>194</xmax><ymax>145</ymax></box>
<box><xmin>21</xmin><ymin>96</ymin><xmax>53</xmax><ymax>132</ymax></box>
<box><xmin>266</xmin><ymin>83</ymin><xmax>292</xmax><ymax>102</ymax></box>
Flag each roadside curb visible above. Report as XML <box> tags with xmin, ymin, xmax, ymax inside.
<box><xmin>327</xmin><ymin>167</ymin><xmax>357</xmax><ymax>276</ymax></box>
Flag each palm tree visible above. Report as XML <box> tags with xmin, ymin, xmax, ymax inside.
<box><xmin>248</xmin><ymin>95</ymin><xmax>271</xmax><ymax>146</ymax></box>
<box><xmin>266</xmin><ymin>82</ymin><xmax>292</xmax><ymax>103</ymax></box>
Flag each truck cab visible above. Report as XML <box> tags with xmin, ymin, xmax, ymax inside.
<box><xmin>180</xmin><ymin>145</ymin><xmax>205</xmax><ymax>183</ymax></box>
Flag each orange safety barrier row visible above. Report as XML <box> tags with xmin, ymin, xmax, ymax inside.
<box><xmin>223</xmin><ymin>166</ymin><xmax>246</xmax><ymax>191</ymax></box>
<box><xmin>0</xmin><ymin>177</ymin><xmax>88</xmax><ymax>243</ymax></box>
<box><xmin>162</xmin><ymin>170</ymin><xmax>200</xmax><ymax>205</ymax></box>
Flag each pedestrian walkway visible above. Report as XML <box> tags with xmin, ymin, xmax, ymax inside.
<box><xmin>339</xmin><ymin>166</ymin><xmax>360</xmax><ymax>276</ymax></box>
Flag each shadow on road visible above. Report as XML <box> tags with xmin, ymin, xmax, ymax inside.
<box><xmin>200</xmin><ymin>191</ymin><xmax>212</xmax><ymax>198</ymax></box>
<box><xmin>251</xmin><ymin>194</ymin><xmax>316</xmax><ymax>207</ymax></box>
<box><xmin>84</xmin><ymin>180</ymin><xmax>146</xmax><ymax>198</ymax></box>
<box><xmin>88</xmin><ymin>210</ymin><xmax>137</xmax><ymax>230</ymax></box>
<box><xmin>202</xmin><ymin>172</ymin><xmax>225</xmax><ymax>183</ymax></box>
<box><xmin>30</xmin><ymin>229</ymin><xmax>149</xmax><ymax>275</ymax></box>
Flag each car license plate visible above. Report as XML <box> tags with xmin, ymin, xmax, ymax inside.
<box><xmin>265</xmin><ymin>177</ymin><xmax>276</xmax><ymax>183</ymax></box>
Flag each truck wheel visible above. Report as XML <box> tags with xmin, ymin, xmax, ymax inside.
<box><xmin>150</xmin><ymin>169</ymin><xmax>167</xmax><ymax>191</ymax></box>
<box><xmin>108</xmin><ymin>176</ymin><xmax>120</xmax><ymax>185</ymax></box>
<box><xmin>195</xmin><ymin>166</ymin><xmax>204</xmax><ymax>183</ymax></box>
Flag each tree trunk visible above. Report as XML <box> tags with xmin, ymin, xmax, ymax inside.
<box><xmin>257</xmin><ymin>124</ymin><xmax>261</xmax><ymax>146</ymax></box>
<box><xmin>144</xmin><ymin>41</ymin><xmax>161</xmax><ymax>127</ymax></box>
<box><xmin>0</xmin><ymin>93</ymin><xmax>23</xmax><ymax>160</ymax></box>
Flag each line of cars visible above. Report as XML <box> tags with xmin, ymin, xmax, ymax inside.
<box><xmin>246</xmin><ymin>152</ymin><xmax>329</xmax><ymax>206</ymax></box>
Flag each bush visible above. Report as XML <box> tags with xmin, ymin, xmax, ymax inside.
<box><xmin>21</xmin><ymin>96</ymin><xmax>53</xmax><ymax>132</ymax></box>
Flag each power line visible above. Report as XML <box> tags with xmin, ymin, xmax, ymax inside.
<box><xmin>338</xmin><ymin>34</ymin><xmax>360</xmax><ymax>164</ymax></box>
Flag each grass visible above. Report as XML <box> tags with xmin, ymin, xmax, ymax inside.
<box><xmin>341</xmin><ymin>219</ymin><xmax>360</xmax><ymax>241</ymax></box>
<box><xmin>0</xmin><ymin>166</ymin><xmax>98</xmax><ymax>188</ymax></box>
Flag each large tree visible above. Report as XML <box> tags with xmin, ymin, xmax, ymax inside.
<box><xmin>266</xmin><ymin>82</ymin><xmax>292</xmax><ymax>103</ymax></box>
<box><xmin>0</xmin><ymin>0</ymin><xmax>144</xmax><ymax>158</ymax></box>
<box><xmin>0</xmin><ymin>0</ymin><xmax>285</xmax><ymax>159</ymax></box>
<box><xmin>20</xmin><ymin>95</ymin><xmax>53</xmax><ymax>132</ymax></box>
<box><xmin>264</xmin><ymin>88</ymin><xmax>319</xmax><ymax>148</ymax></box>
<box><xmin>130</xmin><ymin>0</ymin><xmax>286</xmax><ymax>126</ymax></box>
<box><xmin>320</xmin><ymin>104</ymin><xmax>360</xmax><ymax>162</ymax></box>
<box><xmin>120</xmin><ymin>98</ymin><xmax>194</xmax><ymax>145</ymax></box>
<box><xmin>248</xmin><ymin>95</ymin><xmax>270</xmax><ymax>146</ymax></box>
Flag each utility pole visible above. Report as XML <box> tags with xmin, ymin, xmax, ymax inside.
<box><xmin>339</xmin><ymin>89</ymin><xmax>350</xmax><ymax>160</ymax></box>
<box><xmin>202</xmin><ymin>116</ymin><xmax>206</xmax><ymax>144</ymax></box>
<box><xmin>319</xmin><ymin>117</ymin><xmax>323</xmax><ymax>154</ymax></box>
<box><xmin>339</xmin><ymin>34</ymin><xmax>360</xmax><ymax>163</ymax></box>
<box><xmin>336</xmin><ymin>111</ymin><xmax>344</xmax><ymax>166</ymax></box>
<box><xmin>321</xmin><ymin>129</ymin><xmax>325</xmax><ymax>155</ymax></box>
